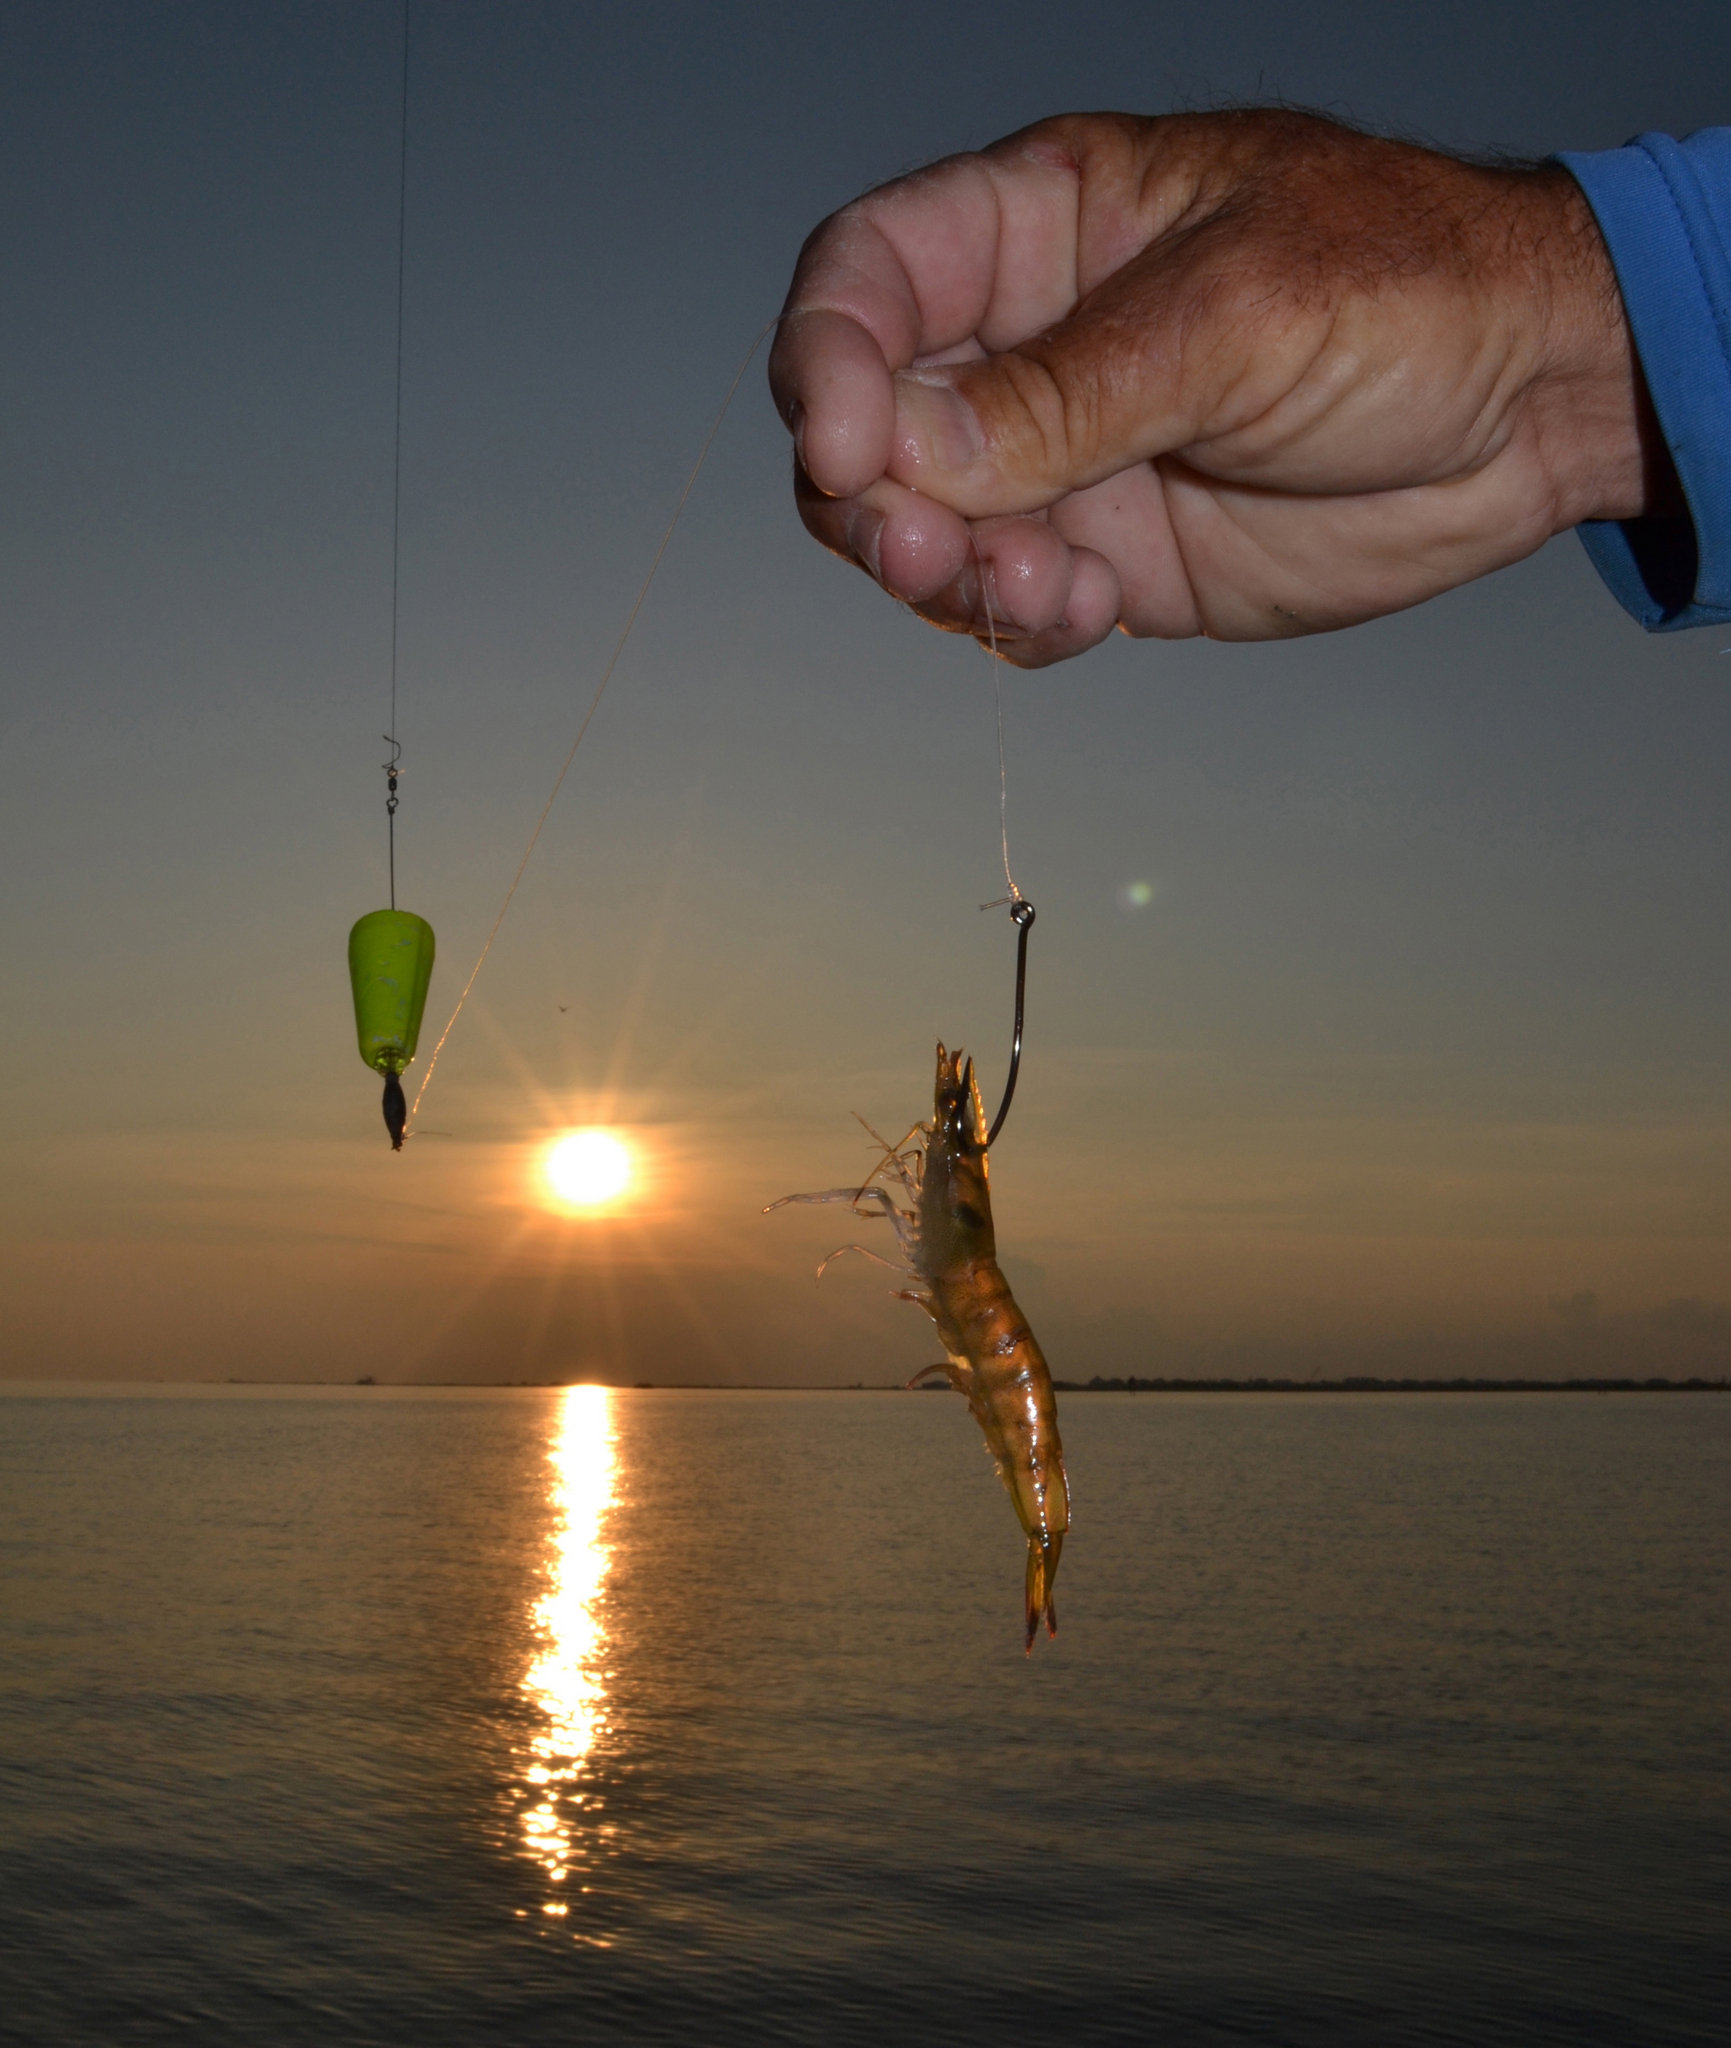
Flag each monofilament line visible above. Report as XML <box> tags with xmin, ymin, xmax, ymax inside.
<box><xmin>407</xmin><ymin>318</ymin><xmax>778</xmax><ymax>1132</ymax></box>
<box><xmin>970</xmin><ymin>535</ymin><xmax>1022</xmax><ymax>909</ymax></box>
<box><xmin>385</xmin><ymin>0</ymin><xmax>411</xmax><ymax>910</ymax></box>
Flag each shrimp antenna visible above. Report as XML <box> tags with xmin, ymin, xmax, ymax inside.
<box><xmin>985</xmin><ymin>897</ymin><xmax>1034</xmax><ymax>1147</ymax></box>
<box><xmin>405</xmin><ymin>312</ymin><xmax>779</xmax><ymax>1133</ymax></box>
<box><xmin>850</xmin><ymin>1112</ymin><xmax>922</xmax><ymax>1201</ymax></box>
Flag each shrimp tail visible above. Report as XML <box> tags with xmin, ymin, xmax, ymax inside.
<box><xmin>1023</xmin><ymin>1529</ymin><xmax>1063</xmax><ymax>1653</ymax></box>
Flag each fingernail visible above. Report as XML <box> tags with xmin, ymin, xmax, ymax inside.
<box><xmin>846</xmin><ymin>507</ymin><xmax>884</xmax><ymax>581</ymax></box>
<box><xmin>955</xmin><ymin>557</ymin><xmax>990</xmax><ymax>624</ymax></box>
<box><xmin>897</xmin><ymin>371</ymin><xmax>985</xmax><ymax>476</ymax></box>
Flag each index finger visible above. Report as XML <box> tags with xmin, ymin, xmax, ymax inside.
<box><xmin>769</xmin><ymin>134</ymin><xmax>1098</xmax><ymax>501</ymax></box>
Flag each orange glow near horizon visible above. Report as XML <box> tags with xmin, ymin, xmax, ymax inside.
<box><xmin>542</xmin><ymin>1129</ymin><xmax>635</xmax><ymax>1212</ymax></box>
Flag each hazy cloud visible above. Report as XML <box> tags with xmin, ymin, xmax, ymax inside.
<box><xmin>1647</xmin><ymin>1297</ymin><xmax>1731</xmax><ymax>1342</ymax></box>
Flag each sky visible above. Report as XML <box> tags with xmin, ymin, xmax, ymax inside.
<box><xmin>3</xmin><ymin>0</ymin><xmax>1730</xmax><ymax>1385</ymax></box>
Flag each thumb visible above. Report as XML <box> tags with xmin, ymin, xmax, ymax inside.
<box><xmin>885</xmin><ymin>315</ymin><xmax>1192</xmax><ymax>519</ymax></box>
<box><xmin>884</xmin><ymin>241</ymin><xmax>1271</xmax><ymax>517</ymax></box>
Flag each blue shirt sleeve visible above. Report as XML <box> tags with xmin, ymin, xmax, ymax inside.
<box><xmin>1555</xmin><ymin>129</ymin><xmax>1731</xmax><ymax>631</ymax></box>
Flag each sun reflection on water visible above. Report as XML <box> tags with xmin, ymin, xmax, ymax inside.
<box><xmin>517</xmin><ymin>1384</ymin><xmax>617</xmax><ymax>1921</ymax></box>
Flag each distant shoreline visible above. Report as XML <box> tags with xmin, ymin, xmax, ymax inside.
<box><xmin>220</xmin><ymin>1373</ymin><xmax>1731</xmax><ymax>1394</ymax></box>
<box><xmin>3</xmin><ymin>1376</ymin><xmax>1726</xmax><ymax>1396</ymax></box>
<box><xmin>1051</xmin><ymin>1376</ymin><xmax>1731</xmax><ymax>1394</ymax></box>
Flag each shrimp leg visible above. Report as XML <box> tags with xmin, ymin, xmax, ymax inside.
<box><xmin>906</xmin><ymin>1359</ymin><xmax>974</xmax><ymax>1392</ymax></box>
<box><xmin>763</xmin><ymin>1185</ymin><xmax>907</xmax><ymax>1221</ymax></box>
<box><xmin>815</xmin><ymin>1244</ymin><xmax>908</xmax><ymax>1279</ymax></box>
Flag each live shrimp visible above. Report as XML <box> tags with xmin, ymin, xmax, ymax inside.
<box><xmin>768</xmin><ymin>1044</ymin><xmax>1069</xmax><ymax>1650</ymax></box>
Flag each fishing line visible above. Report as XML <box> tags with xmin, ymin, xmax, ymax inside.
<box><xmin>973</xmin><ymin>543</ymin><xmax>1023</xmax><ymax>909</ymax></box>
<box><xmin>383</xmin><ymin>0</ymin><xmax>411</xmax><ymax>911</ymax></box>
<box><xmin>406</xmin><ymin>317</ymin><xmax>778</xmax><ymax>1132</ymax></box>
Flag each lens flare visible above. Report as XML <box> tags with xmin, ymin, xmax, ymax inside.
<box><xmin>544</xmin><ymin>1129</ymin><xmax>633</xmax><ymax>1208</ymax></box>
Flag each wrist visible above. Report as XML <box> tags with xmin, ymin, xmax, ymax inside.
<box><xmin>1524</xmin><ymin>167</ymin><xmax>1673</xmax><ymax>528</ymax></box>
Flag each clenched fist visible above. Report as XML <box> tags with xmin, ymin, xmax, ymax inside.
<box><xmin>770</xmin><ymin>110</ymin><xmax>1663</xmax><ymax>666</ymax></box>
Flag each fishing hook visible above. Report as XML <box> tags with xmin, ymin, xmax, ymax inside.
<box><xmin>985</xmin><ymin>897</ymin><xmax>1035</xmax><ymax>1148</ymax></box>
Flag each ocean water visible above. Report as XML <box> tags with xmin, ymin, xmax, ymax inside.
<box><xmin>0</xmin><ymin>1386</ymin><xmax>1725</xmax><ymax>2047</ymax></box>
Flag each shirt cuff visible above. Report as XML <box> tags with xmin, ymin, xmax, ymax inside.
<box><xmin>1556</xmin><ymin>130</ymin><xmax>1731</xmax><ymax>631</ymax></box>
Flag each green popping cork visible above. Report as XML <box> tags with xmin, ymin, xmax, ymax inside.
<box><xmin>348</xmin><ymin>909</ymin><xmax>435</xmax><ymax>1150</ymax></box>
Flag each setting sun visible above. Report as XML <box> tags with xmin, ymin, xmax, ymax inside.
<box><xmin>543</xmin><ymin>1129</ymin><xmax>634</xmax><ymax>1210</ymax></box>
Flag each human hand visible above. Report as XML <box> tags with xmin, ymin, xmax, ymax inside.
<box><xmin>770</xmin><ymin>110</ymin><xmax>1658</xmax><ymax>666</ymax></box>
